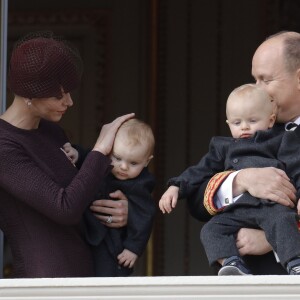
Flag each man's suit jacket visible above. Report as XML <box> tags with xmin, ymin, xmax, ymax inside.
<box><xmin>169</xmin><ymin>124</ymin><xmax>285</xmax><ymax>202</ymax></box>
<box><xmin>168</xmin><ymin>124</ymin><xmax>288</xmax><ymax>275</ymax></box>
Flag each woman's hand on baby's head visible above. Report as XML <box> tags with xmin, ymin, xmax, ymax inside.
<box><xmin>93</xmin><ymin>113</ymin><xmax>135</xmax><ymax>155</ymax></box>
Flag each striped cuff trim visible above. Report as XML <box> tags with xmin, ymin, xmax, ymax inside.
<box><xmin>204</xmin><ymin>170</ymin><xmax>234</xmax><ymax>215</ymax></box>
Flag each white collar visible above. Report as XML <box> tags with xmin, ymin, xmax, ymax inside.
<box><xmin>285</xmin><ymin>116</ymin><xmax>300</xmax><ymax>131</ymax></box>
<box><xmin>291</xmin><ymin>116</ymin><xmax>300</xmax><ymax>125</ymax></box>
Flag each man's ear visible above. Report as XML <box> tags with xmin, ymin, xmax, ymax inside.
<box><xmin>145</xmin><ymin>155</ymin><xmax>154</xmax><ymax>167</ymax></box>
<box><xmin>297</xmin><ymin>68</ymin><xmax>300</xmax><ymax>89</ymax></box>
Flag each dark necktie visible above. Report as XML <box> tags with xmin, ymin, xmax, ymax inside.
<box><xmin>286</xmin><ymin>122</ymin><xmax>298</xmax><ymax>131</ymax></box>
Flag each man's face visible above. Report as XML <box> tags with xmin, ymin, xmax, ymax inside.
<box><xmin>251</xmin><ymin>39</ymin><xmax>300</xmax><ymax>123</ymax></box>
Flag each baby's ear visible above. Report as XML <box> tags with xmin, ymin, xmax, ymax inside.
<box><xmin>269</xmin><ymin>113</ymin><xmax>276</xmax><ymax>128</ymax></box>
<box><xmin>145</xmin><ymin>155</ymin><xmax>154</xmax><ymax>166</ymax></box>
<box><xmin>226</xmin><ymin>120</ymin><xmax>229</xmax><ymax>125</ymax></box>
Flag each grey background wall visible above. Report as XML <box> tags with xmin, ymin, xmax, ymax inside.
<box><xmin>4</xmin><ymin>0</ymin><xmax>299</xmax><ymax>277</ymax></box>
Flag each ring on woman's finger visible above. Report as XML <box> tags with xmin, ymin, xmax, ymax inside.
<box><xmin>106</xmin><ymin>215</ymin><xmax>113</xmax><ymax>224</ymax></box>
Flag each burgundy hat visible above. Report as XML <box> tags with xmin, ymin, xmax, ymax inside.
<box><xmin>8</xmin><ymin>31</ymin><xmax>83</xmax><ymax>99</ymax></box>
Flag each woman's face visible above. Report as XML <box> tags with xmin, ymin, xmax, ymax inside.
<box><xmin>30</xmin><ymin>92</ymin><xmax>73</xmax><ymax>122</ymax></box>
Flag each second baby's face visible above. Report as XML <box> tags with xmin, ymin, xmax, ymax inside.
<box><xmin>110</xmin><ymin>135</ymin><xmax>152</xmax><ymax>180</ymax></box>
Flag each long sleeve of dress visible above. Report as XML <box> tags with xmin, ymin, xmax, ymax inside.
<box><xmin>0</xmin><ymin>120</ymin><xmax>112</xmax><ymax>225</ymax></box>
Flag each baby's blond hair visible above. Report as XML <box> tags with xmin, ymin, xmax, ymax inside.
<box><xmin>116</xmin><ymin>118</ymin><xmax>155</xmax><ymax>156</ymax></box>
<box><xmin>226</xmin><ymin>83</ymin><xmax>275</xmax><ymax>117</ymax></box>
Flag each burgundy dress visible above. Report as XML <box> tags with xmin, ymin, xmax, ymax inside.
<box><xmin>0</xmin><ymin>118</ymin><xmax>111</xmax><ymax>278</ymax></box>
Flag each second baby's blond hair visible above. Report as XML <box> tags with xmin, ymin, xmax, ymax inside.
<box><xmin>116</xmin><ymin>118</ymin><xmax>155</xmax><ymax>156</ymax></box>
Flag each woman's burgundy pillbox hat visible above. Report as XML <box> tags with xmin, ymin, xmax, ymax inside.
<box><xmin>8</xmin><ymin>31</ymin><xmax>83</xmax><ymax>99</ymax></box>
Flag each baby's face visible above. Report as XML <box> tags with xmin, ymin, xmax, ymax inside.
<box><xmin>110</xmin><ymin>136</ymin><xmax>151</xmax><ymax>180</ymax></box>
<box><xmin>226</xmin><ymin>94</ymin><xmax>275</xmax><ymax>139</ymax></box>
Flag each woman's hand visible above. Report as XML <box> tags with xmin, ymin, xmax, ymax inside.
<box><xmin>93</xmin><ymin>113</ymin><xmax>135</xmax><ymax>155</ymax></box>
<box><xmin>90</xmin><ymin>190</ymin><xmax>128</xmax><ymax>228</ymax></box>
<box><xmin>236</xmin><ymin>228</ymin><xmax>272</xmax><ymax>256</ymax></box>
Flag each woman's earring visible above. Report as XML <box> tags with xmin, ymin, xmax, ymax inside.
<box><xmin>27</xmin><ymin>100</ymin><xmax>32</xmax><ymax>106</ymax></box>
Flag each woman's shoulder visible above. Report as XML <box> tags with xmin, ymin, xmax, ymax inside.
<box><xmin>0</xmin><ymin>118</ymin><xmax>20</xmax><ymax>140</ymax></box>
<box><xmin>0</xmin><ymin>119</ymin><xmax>68</xmax><ymax>150</ymax></box>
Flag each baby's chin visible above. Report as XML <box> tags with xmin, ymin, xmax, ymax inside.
<box><xmin>112</xmin><ymin>172</ymin><xmax>129</xmax><ymax>181</ymax></box>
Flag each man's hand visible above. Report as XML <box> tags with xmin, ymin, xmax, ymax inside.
<box><xmin>234</xmin><ymin>167</ymin><xmax>296</xmax><ymax>207</ymax></box>
<box><xmin>236</xmin><ymin>228</ymin><xmax>272</xmax><ymax>256</ymax></box>
<box><xmin>90</xmin><ymin>190</ymin><xmax>128</xmax><ymax>228</ymax></box>
<box><xmin>297</xmin><ymin>199</ymin><xmax>300</xmax><ymax>215</ymax></box>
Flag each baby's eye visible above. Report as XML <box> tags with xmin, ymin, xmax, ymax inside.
<box><xmin>262</xmin><ymin>79</ymin><xmax>272</xmax><ymax>85</ymax></box>
<box><xmin>250</xmin><ymin>119</ymin><xmax>257</xmax><ymax>123</ymax></box>
<box><xmin>233</xmin><ymin>121</ymin><xmax>241</xmax><ymax>126</ymax></box>
<box><xmin>113</xmin><ymin>155</ymin><xmax>121</xmax><ymax>161</ymax></box>
<box><xmin>131</xmin><ymin>162</ymin><xmax>137</xmax><ymax>166</ymax></box>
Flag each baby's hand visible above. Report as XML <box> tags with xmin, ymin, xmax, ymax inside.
<box><xmin>159</xmin><ymin>185</ymin><xmax>179</xmax><ymax>214</ymax></box>
<box><xmin>62</xmin><ymin>142</ymin><xmax>79</xmax><ymax>164</ymax></box>
<box><xmin>117</xmin><ymin>249</ymin><xmax>138</xmax><ymax>268</ymax></box>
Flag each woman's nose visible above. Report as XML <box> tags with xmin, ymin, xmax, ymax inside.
<box><xmin>63</xmin><ymin>93</ymin><xmax>73</xmax><ymax>107</ymax></box>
